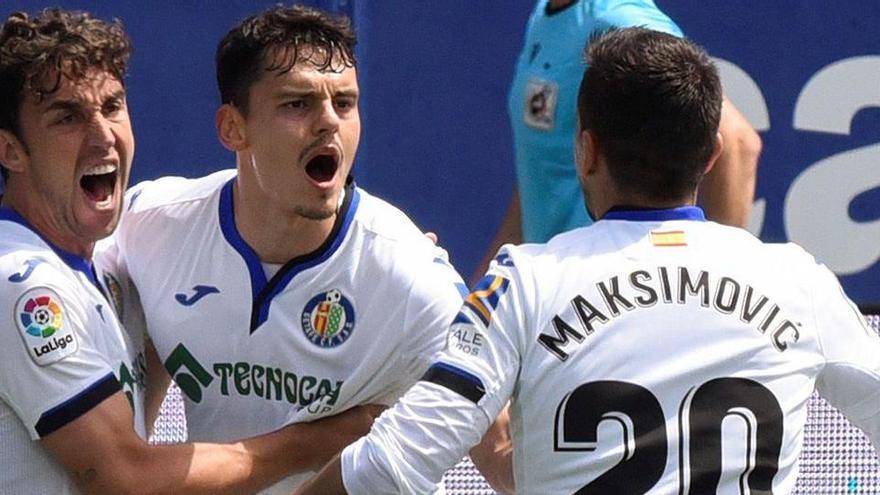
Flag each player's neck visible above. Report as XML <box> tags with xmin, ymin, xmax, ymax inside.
<box><xmin>1</xmin><ymin>184</ymin><xmax>95</xmax><ymax>260</ymax></box>
<box><xmin>596</xmin><ymin>194</ymin><xmax>697</xmax><ymax>219</ymax></box>
<box><xmin>232</xmin><ymin>182</ymin><xmax>336</xmax><ymax>264</ymax></box>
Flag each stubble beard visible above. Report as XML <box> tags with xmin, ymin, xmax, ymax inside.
<box><xmin>293</xmin><ymin>202</ymin><xmax>336</xmax><ymax>221</ymax></box>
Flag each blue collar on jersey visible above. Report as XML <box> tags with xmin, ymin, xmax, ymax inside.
<box><xmin>601</xmin><ymin>205</ymin><xmax>706</xmax><ymax>222</ymax></box>
<box><xmin>0</xmin><ymin>206</ymin><xmax>100</xmax><ymax>286</ymax></box>
<box><xmin>218</xmin><ymin>177</ymin><xmax>361</xmax><ymax>332</ymax></box>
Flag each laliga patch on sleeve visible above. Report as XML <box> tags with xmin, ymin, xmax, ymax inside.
<box><xmin>15</xmin><ymin>287</ymin><xmax>79</xmax><ymax>366</ymax></box>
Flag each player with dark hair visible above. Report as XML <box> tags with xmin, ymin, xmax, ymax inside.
<box><xmin>98</xmin><ymin>4</ymin><xmax>466</xmax><ymax>493</ymax></box>
<box><xmin>295</xmin><ymin>27</ymin><xmax>880</xmax><ymax>494</ymax></box>
<box><xmin>0</xmin><ymin>7</ymin><xmax>381</xmax><ymax>493</ymax></box>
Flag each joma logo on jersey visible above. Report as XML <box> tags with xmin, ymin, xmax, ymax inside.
<box><xmin>164</xmin><ymin>343</ymin><xmax>343</xmax><ymax>411</ymax></box>
<box><xmin>8</xmin><ymin>257</ymin><xmax>46</xmax><ymax>283</ymax></box>
<box><xmin>301</xmin><ymin>289</ymin><xmax>356</xmax><ymax>348</ymax></box>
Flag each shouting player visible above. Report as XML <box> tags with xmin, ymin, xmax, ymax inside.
<box><xmin>97</xmin><ymin>4</ymin><xmax>467</xmax><ymax>493</ymax></box>
<box><xmin>296</xmin><ymin>27</ymin><xmax>880</xmax><ymax>494</ymax></box>
<box><xmin>0</xmin><ymin>7</ymin><xmax>380</xmax><ymax>494</ymax></box>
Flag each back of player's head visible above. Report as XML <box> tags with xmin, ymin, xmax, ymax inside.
<box><xmin>0</xmin><ymin>8</ymin><xmax>131</xmax><ymax>178</ymax></box>
<box><xmin>216</xmin><ymin>4</ymin><xmax>357</xmax><ymax>116</ymax></box>
<box><xmin>577</xmin><ymin>27</ymin><xmax>722</xmax><ymax>202</ymax></box>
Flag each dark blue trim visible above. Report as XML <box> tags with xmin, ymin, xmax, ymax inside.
<box><xmin>218</xmin><ymin>179</ymin><xmax>266</xmax><ymax>305</ymax></box>
<box><xmin>421</xmin><ymin>362</ymin><xmax>486</xmax><ymax>404</ymax></box>
<box><xmin>0</xmin><ymin>207</ymin><xmax>99</xmax><ymax>286</ymax></box>
<box><xmin>601</xmin><ymin>206</ymin><xmax>706</xmax><ymax>222</ymax></box>
<box><xmin>35</xmin><ymin>372</ymin><xmax>121</xmax><ymax>437</ymax></box>
<box><xmin>217</xmin><ymin>178</ymin><xmax>361</xmax><ymax>332</ymax></box>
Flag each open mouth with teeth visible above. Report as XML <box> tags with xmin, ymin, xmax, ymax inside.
<box><xmin>305</xmin><ymin>154</ymin><xmax>339</xmax><ymax>183</ymax></box>
<box><xmin>80</xmin><ymin>168</ymin><xmax>118</xmax><ymax>203</ymax></box>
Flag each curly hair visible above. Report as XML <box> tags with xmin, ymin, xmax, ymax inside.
<box><xmin>0</xmin><ymin>8</ymin><xmax>132</xmax><ymax>136</ymax></box>
<box><xmin>216</xmin><ymin>4</ymin><xmax>356</xmax><ymax>115</ymax></box>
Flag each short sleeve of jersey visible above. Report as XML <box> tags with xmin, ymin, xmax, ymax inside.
<box><xmin>396</xmin><ymin>247</ymin><xmax>469</xmax><ymax>380</ymax></box>
<box><xmin>0</xmin><ymin>263</ymin><xmax>119</xmax><ymax>439</ymax></box>
<box><xmin>429</xmin><ymin>245</ymin><xmax>531</xmax><ymax>419</ymax></box>
<box><xmin>811</xmin><ymin>262</ymin><xmax>880</xmax><ymax>450</ymax></box>
<box><xmin>593</xmin><ymin>1</ymin><xmax>683</xmax><ymax>37</ymax></box>
<box><xmin>340</xmin><ymin>246</ymin><xmax>529</xmax><ymax>493</ymax></box>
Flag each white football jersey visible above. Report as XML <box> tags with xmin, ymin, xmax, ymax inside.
<box><xmin>0</xmin><ymin>208</ymin><xmax>146</xmax><ymax>494</ymax></box>
<box><xmin>342</xmin><ymin>207</ymin><xmax>880</xmax><ymax>494</ymax></box>
<box><xmin>101</xmin><ymin>170</ymin><xmax>465</xmax><ymax>492</ymax></box>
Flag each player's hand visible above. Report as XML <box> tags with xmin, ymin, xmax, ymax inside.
<box><xmin>299</xmin><ymin>404</ymin><xmax>386</xmax><ymax>471</ymax></box>
<box><xmin>425</xmin><ymin>232</ymin><xmax>438</xmax><ymax>244</ymax></box>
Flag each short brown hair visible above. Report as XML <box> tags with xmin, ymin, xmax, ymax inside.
<box><xmin>216</xmin><ymin>4</ymin><xmax>356</xmax><ymax>115</ymax></box>
<box><xmin>0</xmin><ymin>8</ymin><xmax>131</xmax><ymax>136</ymax></box>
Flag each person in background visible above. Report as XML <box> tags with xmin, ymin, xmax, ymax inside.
<box><xmin>474</xmin><ymin>0</ymin><xmax>761</xmax><ymax>284</ymax></box>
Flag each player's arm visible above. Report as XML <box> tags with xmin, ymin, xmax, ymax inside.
<box><xmin>469</xmin><ymin>404</ymin><xmax>514</xmax><ymax>494</ymax></box>
<box><xmin>471</xmin><ymin>187</ymin><xmax>522</xmax><ymax>286</ymax></box>
<box><xmin>698</xmin><ymin>96</ymin><xmax>761</xmax><ymax>228</ymax></box>
<box><xmin>296</xmin><ymin>383</ymin><xmax>496</xmax><ymax>495</ymax></box>
<box><xmin>298</xmin><ymin>249</ymin><xmax>528</xmax><ymax>494</ymax></box>
<box><xmin>810</xmin><ymin>264</ymin><xmax>880</xmax><ymax>451</ymax></box>
<box><xmin>42</xmin><ymin>390</ymin><xmax>383</xmax><ymax>494</ymax></box>
<box><xmin>294</xmin><ymin>453</ymin><xmax>346</xmax><ymax>494</ymax></box>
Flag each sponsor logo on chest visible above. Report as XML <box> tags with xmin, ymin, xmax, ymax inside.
<box><xmin>164</xmin><ymin>343</ymin><xmax>344</xmax><ymax>415</ymax></box>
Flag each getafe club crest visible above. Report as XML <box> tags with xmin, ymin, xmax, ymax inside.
<box><xmin>102</xmin><ymin>272</ymin><xmax>125</xmax><ymax>319</ymax></box>
<box><xmin>301</xmin><ymin>289</ymin><xmax>355</xmax><ymax>348</ymax></box>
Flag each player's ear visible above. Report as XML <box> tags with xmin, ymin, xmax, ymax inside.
<box><xmin>216</xmin><ymin>104</ymin><xmax>248</xmax><ymax>152</ymax></box>
<box><xmin>703</xmin><ymin>131</ymin><xmax>723</xmax><ymax>176</ymax></box>
<box><xmin>0</xmin><ymin>129</ymin><xmax>30</xmax><ymax>173</ymax></box>
<box><xmin>577</xmin><ymin>129</ymin><xmax>600</xmax><ymax>177</ymax></box>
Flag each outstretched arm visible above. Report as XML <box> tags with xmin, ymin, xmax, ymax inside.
<box><xmin>469</xmin><ymin>405</ymin><xmax>515</xmax><ymax>494</ymax></box>
<box><xmin>43</xmin><ymin>391</ymin><xmax>382</xmax><ymax>494</ymax></box>
<box><xmin>699</xmin><ymin>97</ymin><xmax>762</xmax><ymax>228</ymax></box>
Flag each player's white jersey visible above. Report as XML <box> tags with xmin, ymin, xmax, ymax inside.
<box><xmin>0</xmin><ymin>208</ymin><xmax>146</xmax><ymax>494</ymax></box>
<box><xmin>101</xmin><ymin>169</ymin><xmax>465</xmax><ymax>491</ymax></box>
<box><xmin>342</xmin><ymin>207</ymin><xmax>880</xmax><ymax>494</ymax></box>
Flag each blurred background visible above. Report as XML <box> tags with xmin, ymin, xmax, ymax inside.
<box><xmin>2</xmin><ymin>1</ymin><xmax>878</xmax><ymax>307</ymax></box>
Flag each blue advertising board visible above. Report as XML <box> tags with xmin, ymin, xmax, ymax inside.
<box><xmin>2</xmin><ymin>1</ymin><xmax>877</xmax><ymax>306</ymax></box>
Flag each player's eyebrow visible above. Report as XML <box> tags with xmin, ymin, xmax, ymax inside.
<box><xmin>44</xmin><ymin>89</ymin><xmax>126</xmax><ymax>113</ymax></box>
<box><xmin>274</xmin><ymin>88</ymin><xmax>359</xmax><ymax>100</ymax></box>
<box><xmin>334</xmin><ymin>89</ymin><xmax>359</xmax><ymax>98</ymax></box>
<box><xmin>43</xmin><ymin>99</ymin><xmax>83</xmax><ymax>113</ymax></box>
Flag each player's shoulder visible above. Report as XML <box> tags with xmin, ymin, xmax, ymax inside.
<box><xmin>759</xmin><ymin>240</ymin><xmax>825</xmax><ymax>273</ymax></box>
<box><xmin>124</xmin><ymin>169</ymin><xmax>235</xmax><ymax>215</ymax></box>
<box><xmin>352</xmin><ymin>187</ymin><xmax>438</xmax><ymax>255</ymax></box>
<box><xmin>0</xmin><ymin>246</ymin><xmax>83</xmax><ymax>311</ymax></box>
<box><xmin>351</xmin><ymin>187</ymin><xmax>464</xmax><ymax>285</ymax></box>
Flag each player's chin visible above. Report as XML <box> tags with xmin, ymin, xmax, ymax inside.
<box><xmin>75</xmin><ymin>205</ymin><xmax>122</xmax><ymax>242</ymax></box>
<box><xmin>294</xmin><ymin>203</ymin><xmax>337</xmax><ymax>221</ymax></box>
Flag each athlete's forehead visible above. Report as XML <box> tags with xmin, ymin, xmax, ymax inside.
<box><xmin>265</xmin><ymin>61</ymin><xmax>358</xmax><ymax>93</ymax></box>
<box><xmin>25</xmin><ymin>68</ymin><xmax>125</xmax><ymax>114</ymax></box>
